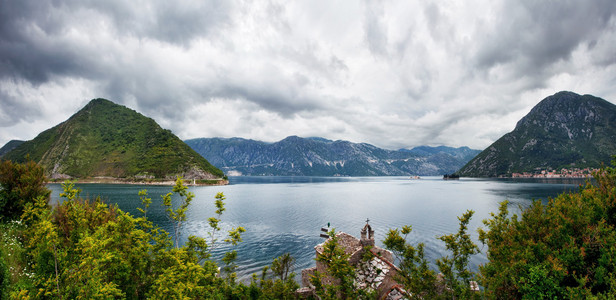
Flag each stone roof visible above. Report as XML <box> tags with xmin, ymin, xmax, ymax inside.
<box><xmin>315</xmin><ymin>231</ymin><xmax>362</xmax><ymax>256</ymax></box>
<box><xmin>385</xmin><ymin>286</ymin><xmax>409</xmax><ymax>300</ymax></box>
<box><xmin>355</xmin><ymin>255</ymin><xmax>393</xmax><ymax>290</ymax></box>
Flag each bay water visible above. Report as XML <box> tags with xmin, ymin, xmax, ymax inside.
<box><xmin>48</xmin><ymin>176</ymin><xmax>584</xmax><ymax>281</ymax></box>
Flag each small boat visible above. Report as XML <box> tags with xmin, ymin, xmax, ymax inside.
<box><xmin>409</xmin><ymin>176</ymin><xmax>421</xmax><ymax>180</ymax></box>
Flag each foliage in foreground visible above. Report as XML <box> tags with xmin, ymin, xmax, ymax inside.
<box><xmin>0</xmin><ymin>174</ymin><xmax>298</xmax><ymax>299</ymax></box>
<box><xmin>5</xmin><ymin>159</ymin><xmax>616</xmax><ymax>299</ymax></box>
<box><xmin>478</xmin><ymin>163</ymin><xmax>616</xmax><ymax>299</ymax></box>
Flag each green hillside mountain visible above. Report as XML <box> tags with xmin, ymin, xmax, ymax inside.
<box><xmin>458</xmin><ymin>91</ymin><xmax>616</xmax><ymax>177</ymax></box>
<box><xmin>4</xmin><ymin>98</ymin><xmax>224</xmax><ymax>180</ymax></box>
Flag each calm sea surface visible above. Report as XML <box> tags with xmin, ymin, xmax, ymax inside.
<box><xmin>48</xmin><ymin>176</ymin><xmax>584</xmax><ymax>281</ymax></box>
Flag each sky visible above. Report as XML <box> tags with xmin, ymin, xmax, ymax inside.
<box><xmin>1</xmin><ymin>0</ymin><xmax>615</xmax><ymax>151</ymax></box>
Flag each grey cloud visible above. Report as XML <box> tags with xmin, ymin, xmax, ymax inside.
<box><xmin>587</xmin><ymin>18</ymin><xmax>616</xmax><ymax>67</ymax></box>
<box><xmin>0</xmin><ymin>34</ymin><xmax>103</xmax><ymax>84</ymax></box>
<box><xmin>0</xmin><ymin>87</ymin><xmax>43</xmax><ymax>126</ymax></box>
<box><xmin>99</xmin><ymin>68</ymin><xmax>193</xmax><ymax>123</ymax></box>
<box><xmin>424</xmin><ymin>3</ymin><xmax>440</xmax><ymax>31</ymax></box>
<box><xmin>363</xmin><ymin>0</ymin><xmax>388</xmax><ymax>57</ymax></box>
<box><xmin>329</xmin><ymin>56</ymin><xmax>349</xmax><ymax>73</ymax></box>
<box><xmin>0</xmin><ymin>1</ymin><xmax>81</xmax><ymax>83</ymax></box>
<box><xmin>0</xmin><ymin>0</ymin><xmax>231</xmax><ymax>84</ymax></box>
<box><xmin>279</xmin><ymin>44</ymin><xmax>350</xmax><ymax>88</ymax></box>
<box><xmin>85</xmin><ymin>0</ymin><xmax>232</xmax><ymax>45</ymax></box>
<box><xmin>214</xmin><ymin>81</ymin><xmax>324</xmax><ymax>118</ymax></box>
<box><xmin>100</xmin><ymin>67</ymin><xmax>325</xmax><ymax>123</ymax></box>
<box><xmin>474</xmin><ymin>0</ymin><xmax>616</xmax><ymax>74</ymax></box>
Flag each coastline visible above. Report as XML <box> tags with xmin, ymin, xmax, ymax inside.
<box><xmin>47</xmin><ymin>177</ymin><xmax>229</xmax><ymax>186</ymax></box>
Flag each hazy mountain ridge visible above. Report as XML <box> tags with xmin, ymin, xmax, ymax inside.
<box><xmin>400</xmin><ymin>146</ymin><xmax>480</xmax><ymax>162</ymax></box>
<box><xmin>0</xmin><ymin>140</ymin><xmax>24</xmax><ymax>157</ymax></box>
<box><xmin>4</xmin><ymin>98</ymin><xmax>224</xmax><ymax>180</ymax></box>
<box><xmin>185</xmin><ymin>136</ymin><xmax>480</xmax><ymax>176</ymax></box>
<box><xmin>458</xmin><ymin>91</ymin><xmax>616</xmax><ymax>177</ymax></box>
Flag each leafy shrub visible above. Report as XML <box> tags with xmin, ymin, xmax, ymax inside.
<box><xmin>479</xmin><ymin>161</ymin><xmax>616</xmax><ymax>298</ymax></box>
<box><xmin>0</xmin><ymin>159</ymin><xmax>50</xmax><ymax>221</ymax></box>
<box><xmin>0</xmin><ymin>247</ymin><xmax>9</xmax><ymax>300</ymax></box>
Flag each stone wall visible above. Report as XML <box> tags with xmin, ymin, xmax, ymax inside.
<box><xmin>301</xmin><ymin>267</ymin><xmax>316</xmax><ymax>288</ymax></box>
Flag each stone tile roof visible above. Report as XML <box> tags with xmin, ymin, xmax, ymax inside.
<box><xmin>355</xmin><ymin>256</ymin><xmax>393</xmax><ymax>290</ymax></box>
<box><xmin>385</xmin><ymin>285</ymin><xmax>410</xmax><ymax>300</ymax></box>
<box><xmin>315</xmin><ymin>232</ymin><xmax>362</xmax><ymax>256</ymax></box>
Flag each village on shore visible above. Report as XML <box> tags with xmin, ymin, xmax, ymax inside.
<box><xmin>511</xmin><ymin>167</ymin><xmax>599</xmax><ymax>178</ymax></box>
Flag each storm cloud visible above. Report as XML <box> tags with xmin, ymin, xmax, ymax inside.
<box><xmin>1</xmin><ymin>0</ymin><xmax>615</xmax><ymax>150</ymax></box>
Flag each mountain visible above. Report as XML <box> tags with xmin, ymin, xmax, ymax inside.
<box><xmin>0</xmin><ymin>140</ymin><xmax>24</xmax><ymax>157</ymax></box>
<box><xmin>185</xmin><ymin>136</ymin><xmax>480</xmax><ymax>176</ymax></box>
<box><xmin>458</xmin><ymin>91</ymin><xmax>616</xmax><ymax>177</ymax></box>
<box><xmin>4</xmin><ymin>98</ymin><xmax>224</xmax><ymax>180</ymax></box>
<box><xmin>400</xmin><ymin>146</ymin><xmax>480</xmax><ymax>162</ymax></box>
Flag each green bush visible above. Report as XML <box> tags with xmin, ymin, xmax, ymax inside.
<box><xmin>13</xmin><ymin>178</ymin><xmax>249</xmax><ymax>298</ymax></box>
<box><xmin>478</xmin><ymin>161</ymin><xmax>616</xmax><ymax>298</ymax></box>
<box><xmin>0</xmin><ymin>159</ymin><xmax>50</xmax><ymax>221</ymax></box>
<box><xmin>0</xmin><ymin>247</ymin><xmax>9</xmax><ymax>300</ymax></box>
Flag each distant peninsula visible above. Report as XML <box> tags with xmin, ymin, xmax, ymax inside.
<box><xmin>2</xmin><ymin>98</ymin><xmax>226</xmax><ymax>185</ymax></box>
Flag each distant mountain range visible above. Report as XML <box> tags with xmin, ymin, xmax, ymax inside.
<box><xmin>3</xmin><ymin>98</ymin><xmax>224</xmax><ymax>180</ymax></box>
<box><xmin>459</xmin><ymin>91</ymin><xmax>616</xmax><ymax>177</ymax></box>
<box><xmin>185</xmin><ymin>136</ymin><xmax>480</xmax><ymax>176</ymax></box>
<box><xmin>0</xmin><ymin>140</ymin><xmax>24</xmax><ymax>157</ymax></box>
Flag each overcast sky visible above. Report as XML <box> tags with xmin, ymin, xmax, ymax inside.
<box><xmin>1</xmin><ymin>0</ymin><xmax>615</xmax><ymax>150</ymax></box>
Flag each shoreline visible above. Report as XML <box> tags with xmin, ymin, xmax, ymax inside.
<box><xmin>47</xmin><ymin>178</ymin><xmax>229</xmax><ymax>186</ymax></box>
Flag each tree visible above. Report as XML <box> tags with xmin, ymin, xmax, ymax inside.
<box><xmin>250</xmin><ymin>254</ymin><xmax>300</xmax><ymax>299</ymax></box>
<box><xmin>15</xmin><ymin>178</ymin><xmax>241</xmax><ymax>298</ymax></box>
<box><xmin>162</xmin><ymin>177</ymin><xmax>194</xmax><ymax>248</ymax></box>
<box><xmin>0</xmin><ymin>159</ymin><xmax>50</xmax><ymax>221</ymax></box>
<box><xmin>271</xmin><ymin>253</ymin><xmax>295</xmax><ymax>282</ymax></box>
<box><xmin>385</xmin><ymin>212</ymin><xmax>480</xmax><ymax>299</ymax></box>
<box><xmin>436</xmin><ymin>210</ymin><xmax>480</xmax><ymax>299</ymax></box>
<box><xmin>383</xmin><ymin>225</ymin><xmax>437</xmax><ymax>298</ymax></box>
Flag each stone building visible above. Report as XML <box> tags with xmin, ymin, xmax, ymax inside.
<box><xmin>298</xmin><ymin>222</ymin><xmax>409</xmax><ymax>299</ymax></box>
